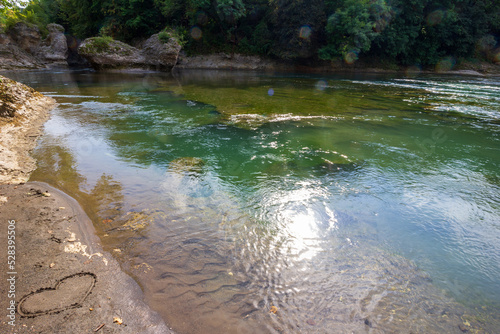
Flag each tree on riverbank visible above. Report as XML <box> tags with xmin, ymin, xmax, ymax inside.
<box><xmin>2</xmin><ymin>0</ymin><xmax>499</xmax><ymax>67</ymax></box>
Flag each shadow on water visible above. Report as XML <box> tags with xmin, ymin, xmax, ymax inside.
<box><xmin>3</xmin><ymin>69</ymin><xmax>499</xmax><ymax>333</ymax></box>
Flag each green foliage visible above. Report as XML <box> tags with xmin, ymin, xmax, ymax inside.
<box><xmin>56</xmin><ymin>0</ymin><xmax>104</xmax><ymax>38</ymax></box>
<box><xmin>0</xmin><ymin>0</ymin><xmax>24</xmax><ymax>13</ymax></box>
<box><xmin>268</xmin><ymin>0</ymin><xmax>326</xmax><ymax>59</ymax></box>
<box><xmin>158</xmin><ymin>30</ymin><xmax>171</xmax><ymax>43</ymax></box>
<box><xmin>158</xmin><ymin>27</ymin><xmax>186</xmax><ymax>46</ymax></box>
<box><xmin>25</xmin><ymin>0</ymin><xmax>59</xmax><ymax>32</ymax></box>
<box><xmin>239</xmin><ymin>20</ymin><xmax>272</xmax><ymax>55</ymax></box>
<box><xmin>320</xmin><ymin>0</ymin><xmax>391</xmax><ymax>60</ymax></box>
<box><xmin>87</xmin><ymin>36</ymin><xmax>114</xmax><ymax>53</ymax></box>
<box><xmin>319</xmin><ymin>0</ymin><xmax>500</xmax><ymax>66</ymax></box>
<box><xmin>78</xmin><ymin>36</ymin><xmax>138</xmax><ymax>56</ymax></box>
<box><xmin>0</xmin><ymin>5</ymin><xmax>44</xmax><ymax>35</ymax></box>
<box><xmin>216</xmin><ymin>0</ymin><xmax>245</xmax><ymax>24</ymax></box>
<box><xmin>1</xmin><ymin>0</ymin><xmax>42</xmax><ymax>33</ymax></box>
<box><xmin>1</xmin><ymin>0</ymin><xmax>499</xmax><ymax>66</ymax></box>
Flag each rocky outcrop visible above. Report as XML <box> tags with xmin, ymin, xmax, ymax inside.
<box><xmin>0</xmin><ymin>44</ymin><xmax>45</xmax><ymax>69</ymax></box>
<box><xmin>0</xmin><ymin>75</ymin><xmax>56</xmax><ymax>183</ymax></box>
<box><xmin>1</xmin><ymin>24</ymin><xmax>182</xmax><ymax>71</ymax></box>
<box><xmin>0</xmin><ymin>33</ymin><xmax>11</xmax><ymax>45</ymax></box>
<box><xmin>8</xmin><ymin>22</ymin><xmax>41</xmax><ymax>54</ymax></box>
<box><xmin>35</xmin><ymin>23</ymin><xmax>68</xmax><ymax>65</ymax></box>
<box><xmin>0</xmin><ymin>75</ymin><xmax>51</xmax><ymax>117</ymax></box>
<box><xmin>141</xmin><ymin>34</ymin><xmax>182</xmax><ymax>70</ymax></box>
<box><xmin>0</xmin><ymin>25</ymin><xmax>43</xmax><ymax>69</ymax></box>
<box><xmin>0</xmin><ymin>24</ymin><xmax>44</xmax><ymax>69</ymax></box>
<box><xmin>0</xmin><ymin>22</ymin><xmax>69</xmax><ymax>70</ymax></box>
<box><xmin>78</xmin><ymin>35</ymin><xmax>181</xmax><ymax>71</ymax></box>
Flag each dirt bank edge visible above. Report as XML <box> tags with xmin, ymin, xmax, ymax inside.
<box><xmin>0</xmin><ymin>75</ymin><xmax>56</xmax><ymax>184</ymax></box>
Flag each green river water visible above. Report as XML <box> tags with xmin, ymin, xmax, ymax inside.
<box><xmin>4</xmin><ymin>69</ymin><xmax>500</xmax><ymax>333</ymax></box>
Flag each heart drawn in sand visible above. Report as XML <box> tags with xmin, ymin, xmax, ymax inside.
<box><xmin>18</xmin><ymin>272</ymin><xmax>96</xmax><ymax>317</ymax></box>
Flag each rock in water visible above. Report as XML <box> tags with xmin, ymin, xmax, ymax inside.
<box><xmin>78</xmin><ymin>37</ymin><xmax>143</xmax><ymax>70</ymax></box>
<box><xmin>78</xmin><ymin>34</ymin><xmax>181</xmax><ymax>71</ymax></box>
<box><xmin>0</xmin><ymin>33</ymin><xmax>11</xmax><ymax>45</ymax></box>
<box><xmin>168</xmin><ymin>157</ymin><xmax>205</xmax><ymax>174</ymax></box>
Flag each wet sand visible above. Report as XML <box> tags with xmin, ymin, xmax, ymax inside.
<box><xmin>0</xmin><ymin>182</ymin><xmax>172</xmax><ymax>333</ymax></box>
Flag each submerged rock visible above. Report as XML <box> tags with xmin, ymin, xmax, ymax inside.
<box><xmin>315</xmin><ymin>159</ymin><xmax>362</xmax><ymax>173</ymax></box>
<box><xmin>225</xmin><ymin>113</ymin><xmax>268</xmax><ymax>130</ymax></box>
<box><xmin>120</xmin><ymin>211</ymin><xmax>151</xmax><ymax>231</ymax></box>
<box><xmin>78</xmin><ymin>34</ymin><xmax>181</xmax><ymax>71</ymax></box>
<box><xmin>168</xmin><ymin>157</ymin><xmax>205</xmax><ymax>174</ymax></box>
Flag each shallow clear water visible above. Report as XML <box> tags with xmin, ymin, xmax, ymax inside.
<box><xmin>4</xmin><ymin>69</ymin><xmax>500</xmax><ymax>333</ymax></box>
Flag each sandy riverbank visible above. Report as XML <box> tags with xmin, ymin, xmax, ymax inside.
<box><xmin>0</xmin><ymin>75</ymin><xmax>172</xmax><ymax>333</ymax></box>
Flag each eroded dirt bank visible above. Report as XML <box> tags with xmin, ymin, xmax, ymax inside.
<box><xmin>0</xmin><ymin>75</ymin><xmax>56</xmax><ymax>184</ymax></box>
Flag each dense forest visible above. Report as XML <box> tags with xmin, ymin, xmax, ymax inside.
<box><xmin>1</xmin><ymin>0</ymin><xmax>499</xmax><ymax>67</ymax></box>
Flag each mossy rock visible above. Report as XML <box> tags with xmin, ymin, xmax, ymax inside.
<box><xmin>79</xmin><ymin>37</ymin><xmax>135</xmax><ymax>56</ymax></box>
<box><xmin>78</xmin><ymin>34</ymin><xmax>180</xmax><ymax>71</ymax></box>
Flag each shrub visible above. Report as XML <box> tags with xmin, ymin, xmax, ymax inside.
<box><xmin>1</xmin><ymin>8</ymin><xmax>42</xmax><ymax>34</ymax></box>
<box><xmin>90</xmin><ymin>36</ymin><xmax>114</xmax><ymax>52</ymax></box>
<box><xmin>158</xmin><ymin>27</ymin><xmax>186</xmax><ymax>46</ymax></box>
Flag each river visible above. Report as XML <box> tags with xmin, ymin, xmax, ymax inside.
<box><xmin>5</xmin><ymin>69</ymin><xmax>500</xmax><ymax>333</ymax></box>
